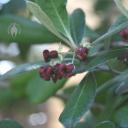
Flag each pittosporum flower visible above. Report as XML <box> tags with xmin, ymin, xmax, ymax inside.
<box><xmin>75</xmin><ymin>46</ymin><xmax>88</xmax><ymax>61</ymax></box>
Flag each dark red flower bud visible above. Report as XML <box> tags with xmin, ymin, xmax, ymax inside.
<box><xmin>50</xmin><ymin>50</ymin><xmax>58</xmax><ymax>58</ymax></box>
<box><xmin>39</xmin><ymin>66</ymin><xmax>47</xmax><ymax>77</ymax></box>
<box><xmin>75</xmin><ymin>47</ymin><xmax>88</xmax><ymax>61</ymax></box>
<box><xmin>46</xmin><ymin>66</ymin><xmax>54</xmax><ymax>76</ymax></box>
<box><xmin>65</xmin><ymin>73</ymin><xmax>75</xmax><ymax>78</ymax></box>
<box><xmin>59</xmin><ymin>64</ymin><xmax>67</xmax><ymax>71</ymax></box>
<box><xmin>66</xmin><ymin>64</ymin><xmax>74</xmax><ymax>72</ymax></box>
<box><xmin>39</xmin><ymin>66</ymin><xmax>53</xmax><ymax>81</ymax></box>
<box><xmin>39</xmin><ymin>63</ymin><xmax>75</xmax><ymax>83</ymax></box>
<box><xmin>43</xmin><ymin>50</ymin><xmax>50</xmax><ymax>62</ymax></box>
<box><xmin>119</xmin><ymin>28</ymin><xmax>128</xmax><ymax>41</ymax></box>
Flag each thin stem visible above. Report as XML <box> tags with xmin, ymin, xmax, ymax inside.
<box><xmin>114</xmin><ymin>0</ymin><xmax>128</xmax><ymax>19</ymax></box>
<box><xmin>71</xmin><ymin>52</ymin><xmax>75</xmax><ymax>64</ymax></box>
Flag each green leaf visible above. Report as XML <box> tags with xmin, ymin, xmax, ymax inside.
<box><xmin>70</xmin><ymin>9</ymin><xmax>85</xmax><ymax>44</ymax></box>
<box><xmin>114</xmin><ymin>0</ymin><xmax>128</xmax><ymax>19</ymax></box>
<box><xmin>35</xmin><ymin>0</ymin><xmax>69</xmax><ymax>37</ymax></box>
<box><xmin>0</xmin><ymin>89</ymin><xmax>16</xmax><ymax>108</ymax></box>
<box><xmin>74</xmin><ymin>111</ymin><xmax>95</xmax><ymax>128</ymax></box>
<box><xmin>76</xmin><ymin>47</ymin><xmax>128</xmax><ymax>73</ymax></box>
<box><xmin>109</xmin><ymin>15</ymin><xmax>127</xmax><ymax>31</ymax></box>
<box><xmin>27</xmin><ymin>1</ymin><xmax>73</xmax><ymax>48</ymax></box>
<box><xmin>96</xmin><ymin>121</ymin><xmax>115</xmax><ymax>128</ymax></box>
<box><xmin>97</xmin><ymin>69</ymin><xmax>128</xmax><ymax>93</ymax></box>
<box><xmin>10</xmin><ymin>71</ymin><xmax>36</xmax><ymax>98</ymax></box>
<box><xmin>90</xmin><ymin>20</ymin><xmax>128</xmax><ymax>55</ymax></box>
<box><xmin>0</xmin><ymin>15</ymin><xmax>59</xmax><ymax>43</ymax></box>
<box><xmin>91</xmin><ymin>21</ymin><xmax>128</xmax><ymax>49</ymax></box>
<box><xmin>59</xmin><ymin>73</ymin><xmax>96</xmax><ymax>127</ymax></box>
<box><xmin>114</xmin><ymin>106</ymin><xmax>128</xmax><ymax>128</ymax></box>
<box><xmin>0</xmin><ymin>0</ymin><xmax>26</xmax><ymax>15</ymax></box>
<box><xmin>26</xmin><ymin>74</ymin><xmax>67</xmax><ymax>103</ymax></box>
<box><xmin>0</xmin><ymin>61</ymin><xmax>43</xmax><ymax>80</ymax></box>
<box><xmin>0</xmin><ymin>119</ymin><xmax>23</xmax><ymax>128</ymax></box>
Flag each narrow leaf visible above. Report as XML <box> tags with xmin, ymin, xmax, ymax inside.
<box><xmin>70</xmin><ymin>9</ymin><xmax>85</xmax><ymax>44</ymax></box>
<box><xmin>0</xmin><ymin>61</ymin><xmax>43</xmax><ymax>80</ymax></box>
<box><xmin>59</xmin><ymin>73</ymin><xmax>96</xmax><ymax>127</ymax></box>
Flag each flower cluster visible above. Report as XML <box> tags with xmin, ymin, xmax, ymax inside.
<box><xmin>75</xmin><ymin>46</ymin><xmax>88</xmax><ymax>61</ymax></box>
<box><xmin>39</xmin><ymin>49</ymin><xmax>75</xmax><ymax>82</ymax></box>
<box><xmin>43</xmin><ymin>49</ymin><xmax>58</xmax><ymax>62</ymax></box>
<box><xmin>119</xmin><ymin>27</ymin><xmax>128</xmax><ymax>42</ymax></box>
<box><xmin>39</xmin><ymin>63</ymin><xmax>75</xmax><ymax>82</ymax></box>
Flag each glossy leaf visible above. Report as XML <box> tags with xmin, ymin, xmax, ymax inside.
<box><xmin>70</xmin><ymin>9</ymin><xmax>85</xmax><ymax>44</ymax></box>
<box><xmin>0</xmin><ymin>15</ymin><xmax>59</xmax><ymax>43</ymax></box>
<box><xmin>59</xmin><ymin>73</ymin><xmax>96</xmax><ymax>127</ymax></box>
<box><xmin>26</xmin><ymin>74</ymin><xmax>67</xmax><ymax>103</ymax></box>
<box><xmin>0</xmin><ymin>61</ymin><xmax>43</xmax><ymax>80</ymax></box>
<box><xmin>96</xmin><ymin>121</ymin><xmax>115</xmax><ymax>128</ymax></box>
<box><xmin>0</xmin><ymin>119</ymin><xmax>23</xmax><ymax>128</ymax></box>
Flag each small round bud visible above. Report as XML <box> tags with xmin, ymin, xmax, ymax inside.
<box><xmin>75</xmin><ymin>47</ymin><xmax>88</xmax><ymax>61</ymax></box>
<box><xmin>50</xmin><ymin>50</ymin><xmax>58</xmax><ymax>58</ymax></box>
<box><xmin>43</xmin><ymin>50</ymin><xmax>50</xmax><ymax>62</ymax></box>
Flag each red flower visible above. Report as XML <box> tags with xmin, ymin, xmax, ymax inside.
<box><xmin>50</xmin><ymin>50</ymin><xmax>58</xmax><ymax>58</ymax></box>
<box><xmin>43</xmin><ymin>50</ymin><xmax>50</xmax><ymax>62</ymax></box>
<box><xmin>75</xmin><ymin>47</ymin><xmax>88</xmax><ymax>61</ymax></box>
<box><xmin>39</xmin><ymin>64</ymin><xmax>75</xmax><ymax>83</ymax></box>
